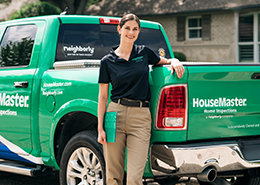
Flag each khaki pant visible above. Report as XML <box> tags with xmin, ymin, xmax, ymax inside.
<box><xmin>103</xmin><ymin>101</ymin><xmax>151</xmax><ymax>185</ymax></box>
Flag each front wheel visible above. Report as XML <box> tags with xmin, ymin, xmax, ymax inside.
<box><xmin>59</xmin><ymin>130</ymin><xmax>106</xmax><ymax>185</ymax></box>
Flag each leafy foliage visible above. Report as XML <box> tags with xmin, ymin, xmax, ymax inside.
<box><xmin>86</xmin><ymin>0</ymin><xmax>100</xmax><ymax>8</ymax></box>
<box><xmin>174</xmin><ymin>52</ymin><xmax>186</xmax><ymax>61</ymax></box>
<box><xmin>10</xmin><ymin>1</ymin><xmax>61</xmax><ymax>20</ymax></box>
<box><xmin>0</xmin><ymin>37</ymin><xmax>34</xmax><ymax>66</ymax></box>
<box><xmin>41</xmin><ymin>0</ymin><xmax>101</xmax><ymax>14</ymax></box>
<box><xmin>0</xmin><ymin>0</ymin><xmax>11</xmax><ymax>4</ymax></box>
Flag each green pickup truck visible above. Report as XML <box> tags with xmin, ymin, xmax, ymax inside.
<box><xmin>0</xmin><ymin>14</ymin><xmax>260</xmax><ymax>185</ymax></box>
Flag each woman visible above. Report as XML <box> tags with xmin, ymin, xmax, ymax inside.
<box><xmin>98</xmin><ymin>13</ymin><xmax>184</xmax><ymax>185</ymax></box>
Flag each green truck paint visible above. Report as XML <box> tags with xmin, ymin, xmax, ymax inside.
<box><xmin>0</xmin><ymin>15</ymin><xmax>260</xmax><ymax>185</ymax></box>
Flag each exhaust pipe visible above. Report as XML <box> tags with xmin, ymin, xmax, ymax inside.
<box><xmin>197</xmin><ymin>167</ymin><xmax>217</xmax><ymax>182</ymax></box>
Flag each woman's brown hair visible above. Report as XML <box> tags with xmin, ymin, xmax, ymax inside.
<box><xmin>119</xmin><ymin>13</ymin><xmax>140</xmax><ymax>28</ymax></box>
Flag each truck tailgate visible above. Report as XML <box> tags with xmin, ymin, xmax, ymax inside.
<box><xmin>187</xmin><ymin>65</ymin><xmax>260</xmax><ymax>140</ymax></box>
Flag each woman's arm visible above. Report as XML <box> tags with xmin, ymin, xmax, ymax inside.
<box><xmin>97</xmin><ymin>83</ymin><xmax>109</xmax><ymax>144</ymax></box>
<box><xmin>157</xmin><ymin>57</ymin><xmax>185</xmax><ymax>79</ymax></box>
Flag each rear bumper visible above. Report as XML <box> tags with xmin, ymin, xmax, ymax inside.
<box><xmin>151</xmin><ymin>142</ymin><xmax>260</xmax><ymax>176</ymax></box>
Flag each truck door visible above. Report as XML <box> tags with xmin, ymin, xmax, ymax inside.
<box><xmin>0</xmin><ymin>23</ymin><xmax>39</xmax><ymax>160</ymax></box>
<box><xmin>187</xmin><ymin>65</ymin><xmax>260</xmax><ymax>140</ymax></box>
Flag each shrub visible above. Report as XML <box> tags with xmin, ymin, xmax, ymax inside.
<box><xmin>10</xmin><ymin>1</ymin><xmax>61</xmax><ymax>20</ymax></box>
<box><xmin>86</xmin><ymin>0</ymin><xmax>101</xmax><ymax>8</ymax></box>
<box><xmin>0</xmin><ymin>0</ymin><xmax>11</xmax><ymax>4</ymax></box>
<box><xmin>174</xmin><ymin>52</ymin><xmax>186</xmax><ymax>61</ymax></box>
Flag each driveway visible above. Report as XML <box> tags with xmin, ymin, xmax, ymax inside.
<box><xmin>0</xmin><ymin>172</ymin><xmax>200</xmax><ymax>185</ymax></box>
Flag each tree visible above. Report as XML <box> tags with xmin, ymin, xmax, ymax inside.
<box><xmin>0</xmin><ymin>37</ymin><xmax>34</xmax><ymax>66</ymax></box>
<box><xmin>0</xmin><ymin>0</ymin><xmax>11</xmax><ymax>4</ymax></box>
<box><xmin>10</xmin><ymin>1</ymin><xmax>61</xmax><ymax>20</ymax></box>
<box><xmin>40</xmin><ymin>0</ymin><xmax>100</xmax><ymax>15</ymax></box>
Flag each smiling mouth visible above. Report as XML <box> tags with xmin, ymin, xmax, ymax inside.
<box><xmin>126</xmin><ymin>35</ymin><xmax>134</xmax><ymax>39</ymax></box>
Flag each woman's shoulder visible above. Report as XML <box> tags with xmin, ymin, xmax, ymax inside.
<box><xmin>135</xmin><ymin>44</ymin><xmax>153</xmax><ymax>52</ymax></box>
<box><xmin>101</xmin><ymin>52</ymin><xmax>116</xmax><ymax>63</ymax></box>
<box><xmin>101</xmin><ymin>53</ymin><xmax>111</xmax><ymax>61</ymax></box>
<box><xmin>135</xmin><ymin>44</ymin><xmax>152</xmax><ymax>54</ymax></box>
<box><xmin>101</xmin><ymin>45</ymin><xmax>118</xmax><ymax>63</ymax></box>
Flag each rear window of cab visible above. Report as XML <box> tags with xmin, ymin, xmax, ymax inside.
<box><xmin>55</xmin><ymin>24</ymin><xmax>170</xmax><ymax>61</ymax></box>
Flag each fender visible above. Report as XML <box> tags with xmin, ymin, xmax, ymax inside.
<box><xmin>47</xmin><ymin>99</ymin><xmax>98</xmax><ymax>169</ymax></box>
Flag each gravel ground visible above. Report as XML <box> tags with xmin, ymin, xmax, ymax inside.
<box><xmin>0</xmin><ymin>172</ymin><xmax>200</xmax><ymax>185</ymax></box>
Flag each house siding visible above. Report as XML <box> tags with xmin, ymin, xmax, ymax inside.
<box><xmin>144</xmin><ymin>12</ymin><xmax>237</xmax><ymax>63</ymax></box>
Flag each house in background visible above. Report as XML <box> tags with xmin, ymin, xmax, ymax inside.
<box><xmin>86</xmin><ymin>0</ymin><xmax>260</xmax><ymax>63</ymax></box>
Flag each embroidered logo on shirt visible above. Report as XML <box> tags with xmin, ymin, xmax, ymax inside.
<box><xmin>132</xmin><ymin>56</ymin><xmax>144</xmax><ymax>63</ymax></box>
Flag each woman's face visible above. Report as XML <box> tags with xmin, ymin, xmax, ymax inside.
<box><xmin>118</xmin><ymin>20</ymin><xmax>140</xmax><ymax>44</ymax></box>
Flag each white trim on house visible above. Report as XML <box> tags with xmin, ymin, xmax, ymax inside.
<box><xmin>237</xmin><ymin>12</ymin><xmax>260</xmax><ymax>63</ymax></box>
<box><xmin>186</xmin><ymin>16</ymin><xmax>202</xmax><ymax>40</ymax></box>
<box><xmin>234</xmin><ymin>11</ymin><xmax>239</xmax><ymax>64</ymax></box>
<box><xmin>253</xmin><ymin>13</ymin><xmax>259</xmax><ymax>63</ymax></box>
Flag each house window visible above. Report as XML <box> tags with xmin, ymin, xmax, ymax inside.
<box><xmin>177</xmin><ymin>15</ymin><xmax>211</xmax><ymax>42</ymax></box>
<box><xmin>187</xmin><ymin>17</ymin><xmax>202</xmax><ymax>39</ymax></box>
<box><xmin>238</xmin><ymin>13</ymin><xmax>260</xmax><ymax>63</ymax></box>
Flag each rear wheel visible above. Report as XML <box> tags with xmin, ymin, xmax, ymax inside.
<box><xmin>59</xmin><ymin>130</ymin><xmax>105</xmax><ymax>185</ymax></box>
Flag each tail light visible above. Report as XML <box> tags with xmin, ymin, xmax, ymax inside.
<box><xmin>99</xmin><ymin>18</ymin><xmax>120</xmax><ymax>24</ymax></box>
<box><xmin>156</xmin><ymin>85</ymin><xmax>187</xmax><ymax>130</ymax></box>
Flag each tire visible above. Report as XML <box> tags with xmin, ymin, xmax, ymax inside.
<box><xmin>59</xmin><ymin>130</ymin><xmax>106</xmax><ymax>185</ymax></box>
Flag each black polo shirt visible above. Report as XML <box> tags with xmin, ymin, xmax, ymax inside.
<box><xmin>98</xmin><ymin>44</ymin><xmax>160</xmax><ymax>101</ymax></box>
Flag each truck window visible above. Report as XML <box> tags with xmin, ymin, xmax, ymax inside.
<box><xmin>55</xmin><ymin>24</ymin><xmax>170</xmax><ymax>61</ymax></box>
<box><xmin>136</xmin><ymin>28</ymin><xmax>170</xmax><ymax>58</ymax></box>
<box><xmin>0</xmin><ymin>25</ymin><xmax>37</xmax><ymax>67</ymax></box>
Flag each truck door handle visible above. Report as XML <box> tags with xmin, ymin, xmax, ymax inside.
<box><xmin>252</xmin><ymin>73</ymin><xmax>260</xmax><ymax>79</ymax></box>
<box><xmin>14</xmin><ymin>81</ymin><xmax>29</xmax><ymax>88</ymax></box>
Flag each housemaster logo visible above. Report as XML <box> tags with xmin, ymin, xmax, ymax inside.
<box><xmin>0</xmin><ymin>93</ymin><xmax>29</xmax><ymax>108</ymax></box>
<box><xmin>193</xmin><ymin>97</ymin><xmax>247</xmax><ymax>108</ymax></box>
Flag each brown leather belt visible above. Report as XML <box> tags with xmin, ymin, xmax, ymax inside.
<box><xmin>112</xmin><ymin>98</ymin><xmax>150</xmax><ymax>107</ymax></box>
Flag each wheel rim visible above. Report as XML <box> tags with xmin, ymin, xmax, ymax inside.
<box><xmin>66</xmin><ymin>147</ymin><xmax>103</xmax><ymax>185</ymax></box>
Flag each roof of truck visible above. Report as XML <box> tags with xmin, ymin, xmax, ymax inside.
<box><xmin>0</xmin><ymin>15</ymin><xmax>161</xmax><ymax>30</ymax></box>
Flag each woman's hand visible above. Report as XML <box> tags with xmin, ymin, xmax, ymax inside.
<box><xmin>97</xmin><ymin>83</ymin><xmax>109</xmax><ymax>145</ymax></box>
<box><xmin>168</xmin><ymin>58</ymin><xmax>185</xmax><ymax>78</ymax></box>
<box><xmin>98</xmin><ymin>129</ymin><xmax>107</xmax><ymax>145</ymax></box>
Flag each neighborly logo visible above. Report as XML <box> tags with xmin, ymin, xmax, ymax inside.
<box><xmin>63</xmin><ymin>45</ymin><xmax>95</xmax><ymax>57</ymax></box>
